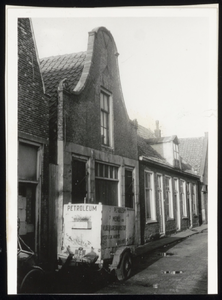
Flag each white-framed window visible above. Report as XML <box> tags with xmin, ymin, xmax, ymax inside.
<box><xmin>165</xmin><ymin>176</ymin><xmax>174</xmax><ymax>219</ymax></box>
<box><xmin>173</xmin><ymin>143</ymin><xmax>180</xmax><ymax>168</ymax></box>
<box><xmin>144</xmin><ymin>171</ymin><xmax>156</xmax><ymax>222</ymax></box>
<box><xmin>180</xmin><ymin>179</ymin><xmax>187</xmax><ymax>217</ymax></box>
<box><xmin>95</xmin><ymin>162</ymin><xmax>119</xmax><ymax>206</ymax></box>
<box><xmin>100</xmin><ymin>90</ymin><xmax>113</xmax><ymax>147</ymax></box>
<box><xmin>192</xmin><ymin>183</ymin><xmax>198</xmax><ymax>215</ymax></box>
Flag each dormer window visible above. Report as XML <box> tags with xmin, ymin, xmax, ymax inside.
<box><xmin>173</xmin><ymin>143</ymin><xmax>180</xmax><ymax>168</ymax></box>
<box><xmin>100</xmin><ymin>89</ymin><xmax>113</xmax><ymax>148</ymax></box>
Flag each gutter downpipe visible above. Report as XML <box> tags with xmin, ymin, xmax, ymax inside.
<box><xmin>56</xmin><ymin>78</ymin><xmax>66</xmax><ymax>262</ymax></box>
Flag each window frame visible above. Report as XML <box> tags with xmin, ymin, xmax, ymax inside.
<box><xmin>192</xmin><ymin>183</ymin><xmax>198</xmax><ymax>215</ymax></box>
<box><xmin>180</xmin><ymin>179</ymin><xmax>187</xmax><ymax>217</ymax></box>
<box><xmin>144</xmin><ymin>170</ymin><xmax>156</xmax><ymax>223</ymax></box>
<box><xmin>95</xmin><ymin>161</ymin><xmax>119</xmax><ymax>206</ymax></box>
<box><xmin>18</xmin><ymin>139</ymin><xmax>42</xmax><ymax>253</ymax></box>
<box><xmin>100</xmin><ymin>89</ymin><xmax>114</xmax><ymax>148</ymax></box>
<box><xmin>165</xmin><ymin>175</ymin><xmax>174</xmax><ymax>219</ymax></box>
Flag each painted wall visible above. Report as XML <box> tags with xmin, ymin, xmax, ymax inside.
<box><xmin>151</xmin><ymin>142</ymin><xmax>174</xmax><ymax>166</ymax></box>
<box><xmin>139</xmin><ymin>162</ymin><xmax>200</xmax><ymax>244</ymax></box>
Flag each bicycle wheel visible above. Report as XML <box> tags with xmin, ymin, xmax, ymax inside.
<box><xmin>20</xmin><ymin>267</ymin><xmax>46</xmax><ymax>293</ymax></box>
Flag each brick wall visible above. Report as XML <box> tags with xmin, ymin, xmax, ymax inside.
<box><xmin>18</xmin><ymin>18</ymin><xmax>48</xmax><ymax>140</ymax></box>
<box><xmin>63</xmin><ymin>28</ymin><xmax>138</xmax><ymax>161</ymax></box>
<box><xmin>18</xmin><ymin>18</ymin><xmax>49</xmax><ymax>260</ymax></box>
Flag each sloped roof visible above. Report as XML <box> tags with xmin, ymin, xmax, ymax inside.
<box><xmin>179</xmin><ymin>137</ymin><xmax>205</xmax><ymax>174</ymax></box>
<box><xmin>146</xmin><ymin>135</ymin><xmax>179</xmax><ymax>145</ymax></box>
<box><xmin>40</xmin><ymin>52</ymin><xmax>86</xmax><ymax>97</ymax></box>
<box><xmin>137</xmin><ymin>124</ymin><xmax>155</xmax><ymax>139</ymax></box>
<box><xmin>138</xmin><ymin>135</ymin><xmax>198</xmax><ymax>175</ymax></box>
<box><xmin>138</xmin><ymin>135</ymin><xmax>171</xmax><ymax>167</ymax></box>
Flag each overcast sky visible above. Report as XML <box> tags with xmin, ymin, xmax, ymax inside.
<box><xmin>31</xmin><ymin>9</ymin><xmax>217</xmax><ymax>138</ymax></box>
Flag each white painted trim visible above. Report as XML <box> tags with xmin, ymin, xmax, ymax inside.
<box><xmin>165</xmin><ymin>175</ymin><xmax>174</xmax><ymax>219</ymax></box>
<box><xmin>144</xmin><ymin>170</ymin><xmax>156</xmax><ymax>223</ymax></box>
<box><xmin>157</xmin><ymin>173</ymin><xmax>165</xmax><ymax>235</ymax></box>
<box><xmin>174</xmin><ymin>177</ymin><xmax>181</xmax><ymax>231</ymax></box>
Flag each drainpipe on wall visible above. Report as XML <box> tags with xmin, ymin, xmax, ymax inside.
<box><xmin>56</xmin><ymin>78</ymin><xmax>66</xmax><ymax>262</ymax></box>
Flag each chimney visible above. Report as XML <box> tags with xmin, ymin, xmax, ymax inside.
<box><xmin>154</xmin><ymin>120</ymin><xmax>161</xmax><ymax>138</ymax></box>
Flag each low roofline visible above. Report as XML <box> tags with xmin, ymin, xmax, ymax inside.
<box><xmin>139</xmin><ymin>155</ymin><xmax>200</xmax><ymax>179</ymax></box>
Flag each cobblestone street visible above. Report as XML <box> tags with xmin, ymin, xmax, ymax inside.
<box><xmin>96</xmin><ymin>229</ymin><xmax>208</xmax><ymax>294</ymax></box>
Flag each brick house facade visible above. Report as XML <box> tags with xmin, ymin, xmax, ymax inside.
<box><xmin>40</xmin><ymin>27</ymin><xmax>140</xmax><ymax>266</ymax></box>
<box><xmin>18</xmin><ymin>18</ymin><xmax>49</xmax><ymax>260</ymax></box>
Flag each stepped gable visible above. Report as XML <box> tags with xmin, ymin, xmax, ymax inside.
<box><xmin>179</xmin><ymin>137</ymin><xmax>205</xmax><ymax>174</ymax></box>
<box><xmin>40</xmin><ymin>51</ymin><xmax>86</xmax><ymax>97</ymax></box>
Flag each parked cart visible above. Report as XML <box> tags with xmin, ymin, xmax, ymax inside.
<box><xmin>58</xmin><ymin>203</ymin><xmax>138</xmax><ymax>281</ymax></box>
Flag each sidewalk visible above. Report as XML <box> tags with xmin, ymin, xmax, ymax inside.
<box><xmin>135</xmin><ymin>224</ymin><xmax>208</xmax><ymax>256</ymax></box>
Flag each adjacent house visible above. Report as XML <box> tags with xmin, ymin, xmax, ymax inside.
<box><xmin>40</xmin><ymin>26</ymin><xmax>140</xmax><ymax>266</ymax></box>
<box><xmin>179</xmin><ymin>133</ymin><xmax>208</xmax><ymax>224</ymax></box>
<box><xmin>137</xmin><ymin>122</ymin><xmax>201</xmax><ymax>244</ymax></box>
<box><xmin>18</xmin><ymin>18</ymin><xmax>49</xmax><ymax>260</ymax></box>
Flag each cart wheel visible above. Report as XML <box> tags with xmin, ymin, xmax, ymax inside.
<box><xmin>115</xmin><ymin>252</ymin><xmax>132</xmax><ymax>281</ymax></box>
<box><xmin>20</xmin><ymin>267</ymin><xmax>46</xmax><ymax>293</ymax></box>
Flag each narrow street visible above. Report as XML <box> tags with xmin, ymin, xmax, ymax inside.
<box><xmin>97</xmin><ymin>229</ymin><xmax>208</xmax><ymax>295</ymax></box>
<box><xmin>44</xmin><ymin>228</ymin><xmax>207</xmax><ymax>294</ymax></box>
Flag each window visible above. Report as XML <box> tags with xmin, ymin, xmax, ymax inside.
<box><xmin>180</xmin><ymin>180</ymin><xmax>187</xmax><ymax>217</ymax></box>
<box><xmin>100</xmin><ymin>91</ymin><xmax>113</xmax><ymax>147</ymax></box>
<box><xmin>192</xmin><ymin>184</ymin><xmax>197</xmax><ymax>215</ymax></box>
<box><xmin>19</xmin><ymin>142</ymin><xmax>38</xmax><ymax>181</ymax></box>
<box><xmin>95</xmin><ymin>162</ymin><xmax>118</xmax><ymax>206</ymax></box>
<box><xmin>173</xmin><ymin>143</ymin><xmax>180</xmax><ymax>168</ymax></box>
<box><xmin>144</xmin><ymin>171</ymin><xmax>156</xmax><ymax>221</ymax></box>
<box><xmin>72</xmin><ymin>159</ymin><xmax>87</xmax><ymax>203</ymax></box>
<box><xmin>18</xmin><ymin>141</ymin><xmax>40</xmax><ymax>250</ymax></box>
<box><xmin>125</xmin><ymin>169</ymin><xmax>134</xmax><ymax>208</ymax></box>
<box><xmin>165</xmin><ymin>176</ymin><xmax>174</xmax><ymax>219</ymax></box>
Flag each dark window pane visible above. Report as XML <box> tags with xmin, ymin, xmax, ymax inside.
<box><xmin>95</xmin><ymin>179</ymin><xmax>118</xmax><ymax>206</ymax></box>
<box><xmin>19</xmin><ymin>143</ymin><xmax>38</xmax><ymax>181</ymax></box>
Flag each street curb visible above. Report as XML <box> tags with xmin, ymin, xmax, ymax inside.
<box><xmin>135</xmin><ymin>225</ymin><xmax>208</xmax><ymax>257</ymax></box>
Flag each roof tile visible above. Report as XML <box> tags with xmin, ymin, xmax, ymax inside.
<box><xmin>40</xmin><ymin>51</ymin><xmax>86</xmax><ymax>96</ymax></box>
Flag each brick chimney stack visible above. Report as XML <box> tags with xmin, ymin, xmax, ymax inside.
<box><xmin>154</xmin><ymin>120</ymin><xmax>161</xmax><ymax>138</ymax></box>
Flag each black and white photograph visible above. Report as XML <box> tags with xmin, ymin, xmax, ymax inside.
<box><xmin>6</xmin><ymin>5</ymin><xmax>218</xmax><ymax>295</ymax></box>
